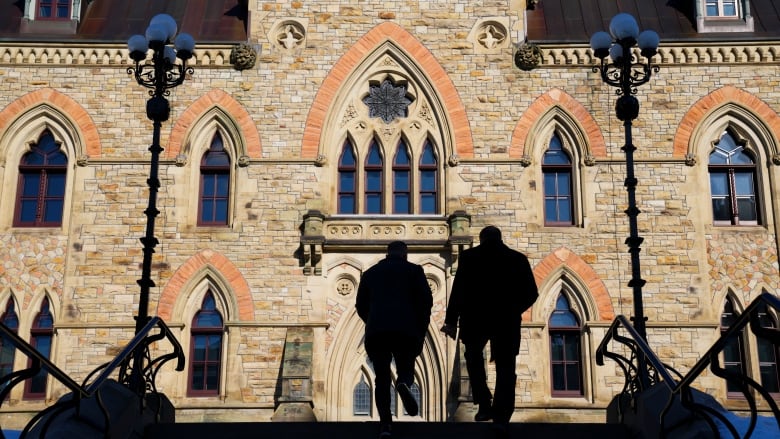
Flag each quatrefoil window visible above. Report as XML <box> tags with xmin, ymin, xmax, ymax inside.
<box><xmin>362</xmin><ymin>79</ymin><xmax>413</xmax><ymax>124</ymax></box>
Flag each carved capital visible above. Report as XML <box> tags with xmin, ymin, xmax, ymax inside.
<box><xmin>685</xmin><ymin>153</ymin><xmax>697</xmax><ymax>166</ymax></box>
<box><xmin>175</xmin><ymin>154</ymin><xmax>187</xmax><ymax>167</ymax></box>
<box><xmin>584</xmin><ymin>154</ymin><xmax>596</xmax><ymax>166</ymax></box>
<box><xmin>76</xmin><ymin>154</ymin><xmax>89</xmax><ymax>167</ymax></box>
<box><xmin>238</xmin><ymin>155</ymin><xmax>250</xmax><ymax>167</ymax></box>
<box><xmin>519</xmin><ymin>155</ymin><xmax>532</xmax><ymax>167</ymax></box>
<box><xmin>448</xmin><ymin>154</ymin><xmax>460</xmax><ymax>167</ymax></box>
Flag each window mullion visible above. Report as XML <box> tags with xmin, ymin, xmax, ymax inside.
<box><xmin>728</xmin><ymin>168</ymin><xmax>739</xmax><ymax>225</ymax></box>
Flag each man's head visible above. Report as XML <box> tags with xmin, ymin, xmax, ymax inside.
<box><xmin>387</xmin><ymin>241</ymin><xmax>408</xmax><ymax>260</ymax></box>
<box><xmin>479</xmin><ymin>226</ymin><xmax>502</xmax><ymax>244</ymax></box>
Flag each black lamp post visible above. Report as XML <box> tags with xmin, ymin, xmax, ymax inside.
<box><xmin>590</xmin><ymin>13</ymin><xmax>659</xmax><ymax>387</ymax></box>
<box><xmin>126</xmin><ymin>14</ymin><xmax>194</xmax><ymax>392</ymax></box>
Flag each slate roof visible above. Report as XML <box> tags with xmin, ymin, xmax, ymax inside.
<box><xmin>0</xmin><ymin>0</ymin><xmax>247</xmax><ymax>43</ymax></box>
<box><xmin>526</xmin><ymin>0</ymin><xmax>780</xmax><ymax>43</ymax></box>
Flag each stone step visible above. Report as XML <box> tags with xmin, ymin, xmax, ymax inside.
<box><xmin>146</xmin><ymin>421</ymin><xmax>630</xmax><ymax>439</ymax></box>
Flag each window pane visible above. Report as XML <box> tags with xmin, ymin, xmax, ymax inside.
<box><xmin>711</xmin><ymin>198</ymin><xmax>731</xmax><ymax>221</ymax></box>
<box><xmin>545</xmin><ymin>199</ymin><xmax>557</xmax><ymax>222</ymax></box>
<box><xmin>552</xmin><ymin>364</ymin><xmax>565</xmax><ymax>390</ymax></box>
<box><xmin>736</xmin><ymin>198</ymin><xmax>757</xmax><ymax>222</ymax></box>
<box><xmin>723</xmin><ymin>336</ymin><xmax>742</xmax><ymax>363</ymax></box>
<box><xmin>353</xmin><ymin>381</ymin><xmax>371</xmax><ymax>415</ymax></box>
<box><xmin>214</xmin><ymin>200</ymin><xmax>228</xmax><ymax>222</ymax></box>
<box><xmin>43</xmin><ymin>200</ymin><xmax>63</xmax><ymax>223</ymax></box>
<box><xmin>22</xmin><ymin>174</ymin><xmax>41</xmax><ymax>196</ymax></box>
<box><xmin>216</xmin><ymin>175</ymin><xmax>229</xmax><ymax>195</ymax></box>
<box><xmin>192</xmin><ymin>366</ymin><xmax>204</xmax><ymax>390</ymax></box>
<box><xmin>366</xmin><ymin>171</ymin><xmax>382</xmax><ymax>191</ymax></box>
<box><xmin>340</xmin><ymin>173</ymin><xmax>355</xmax><ymax>192</ymax></box>
<box><xmin>757</xmin><ymin>338</ymin><xmax>777</xmax><ymax>362</ymax></box>
<box><xmin>564</xmin><ymin>335</ymin><xmax>579</xmax><ymax>359</ymax></box>
<box><xmin>734</xmin><ymin>172</ymin><xmax>754</xmax><ymax>196</ymax></box>
<box><xmin>543</xmin><ymin>173</ymin><xmax>556</xmax><ymax>196</ymax></box>
<box><xmin>557</xmin><ymin>174</ymin><xmax>571</xmax><ymax>195</ymax></box>
<box><xmin>760</xmin><ymin>364</ymin><xmax>780</xmax><ymax>393</ymax></box>
<box><xmin>420</xmin><ymin>195</ymin><xmax>436</xmax><ymax>214</ymax></box>
<box><xmin>193</xmin><ymin>336</ymin><xmax>206</xmax><ymax>361</ymax></box>
<box><xmin>420</xmin><ymin>170</ymin><xmax>436</xmax><ymax>191</ymax></box>
<box><xmin>394</xmin><ymin>171</ymin><xmax>409</xmax><ymax>191</ymax></box>
<box><xmin>20</xmin><ymin>201</ymin><xmax>38</xmax><ymax>222</ymax></box>
<box><xmin>339</xmin><ymin>195</ymin><xmax>355</xmax><ymax>214</ymax></box>
<box><xmin>566</xmin><ymin>363</ymin><xmax>581</xmax><ymax>390</ymax></box>
<box><xmin>200</xmin><ymin>201</ymin><xmax>214</xmax><ymax>223</ymax></box>
<box><xmin>366</xmin><ymin>195</ymin><xmax>381</xmax><ymax>213</ymax></box>
<box><xmin>550</xmin><ymin>334</ymin><xmax>563</xmax><ymax>360</ymax></box>
<box><xmin>394</xmin><ymin>194</ymin><xmax>410</xmax><ymax>214</ymax></box>
<box><xmin>46</xmin><ymin>173</ymin><xmax>66</xmax><ymax>196</ymax></box>
<box><xmin>206</xmin><ymin>364</ymin><xmax>219</xmax><ymax>390</ymax></box>
<box><xmin>202</xmin><ymin>176</ymin><xmax>215</xmax><ymax>196</ymax></box>
<box><xmin>558</xmin><ymin>199</ymin><xmax>572</xmax><ymax>223</ymax></box>
<box><xmin>709</xmin><ymin>173</ymin><xmax>728</xmax><ymax>195</ymax></box>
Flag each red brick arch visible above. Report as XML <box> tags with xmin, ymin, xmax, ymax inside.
<box><xmin>166</xmin><ymin>89</ymin><xmax>261</xmax><ymax>159</ymax></box>
<box><xmin>0</xmin><ymin>88</ymin><xmax>101</xmax><ymax>157</ymax></box>
<box><xmin>301</xmin><ymin>21</ymin><xmax>473</xmax><ymax>159</ymax></box>
<box><xmin>532</xmin><ymin>247</ymin><xmax>615</xmax><ymax>321</ymax></box>
<box><xmin>158</xmin><ymin>249</ymin><xmax>253</xmax><ymax>321</ymax></box>
<box><xmin>673</xmin><ymin>85</ymin><xmax>780</xmax><ymax>158</ymax></box>
<box><xmin>509</xmin><ymin>88</ymin><xmax>605</xmax><ymax>159</ymax></box>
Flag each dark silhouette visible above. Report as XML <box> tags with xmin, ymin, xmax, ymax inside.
<box><xmin>441</xmin><ymin>226</ymin><xmax>538</xmax><ymax>429</ymax></box>
<box><xmin>356</xmin><ymin>241</ymin><xmax>433</xmax><ymax>438</ymax></box>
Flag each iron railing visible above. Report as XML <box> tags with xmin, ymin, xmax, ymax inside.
<box><xmin>0</xmin><ymin>316</ymin><xmax>184</xmax><ymax>438</ymax></box>
<box><xmin>597</xmin><ymin>292</ymin><xmax>780</xmax><ymax>438</ymax></box>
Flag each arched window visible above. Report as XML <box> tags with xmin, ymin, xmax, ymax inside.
<box><xmin>364</xmin><ymin>141</ymin><xmax>383</xmax><ymax>214</ymax></box>
<box><xmin>402</xmin><ymin>382</ymin><xmax>421</xmax><ymax>415</ymax></box>
<box><xmin>418</xmin><ymin>141</ymin><xmax>438</xmax><ymax>214</ymax></box>
<box><xmin>189</xmin><ymin>292</ymin><xmax>224</xmax><ymax>396</ymax></box>
<box><xmin>721</xmin><ymin>296</ymin><xmax>747</xmax><ymax>398</ymax></box>
<box><xmin>37</xmin><ymin>0</ymin><xmax>71</xmax><ymax>20</ymax></box>
<box><xmin>353</xmin><ymin>375</ymin><xmax>371</xmax><ymax>416</ymax></box>
<box><xmin>549</xmin><ymin>294</ymin><xmax>582</xmax><ymax>396</ymax></box>
<box><xmin>24</xmin><ymin>298</ymin><xmax>53</xmax><ymax>399</ymax></box>
<box><xmin>392</xmin><ymin>141</ymin><xmax>411</xmax><ymax>214</ymax></box>
<box><xmin>756</xmin><ymin>303</ymin><xmax>780</xmax><ymax>395</ymax></box>
<box><xmin>338</xmin><ymin>141</ymin><xmax>357</xmax><ymax>214</ymax></box>
<box><xmin>198</xmin><ymin>132</ymin><xmax>231</xmax><ymax>226</ymax></box>
<box><xmin>14</xmin><ymin>130</ymin><xmax>67</xmax><ymax>227</ymax></box>
<box><xmin>709</xmin><ymin>130</ymin><xmax>759</xmax><ymax>226</ymax></box>
<box><xmin>542</xmin><ymin>133</ymin><xmax>573</xmax><ymax>226</ymax></box>
<box><xmin>1</xmin><ymin>298</ymin><xmax>19</xmax><ymax>393</ymax></box>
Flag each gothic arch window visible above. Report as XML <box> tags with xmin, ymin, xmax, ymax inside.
<box><xmin>709</xmin><ymin>129</ymin><xmax>760</xmax><ymax>226</ymax></box>
<box><xmin>353</xmin><ymin>374</ymin><xmax>371</xmax><ymax>416</ymax></box>
<box><xmin>338</xmin><ymin>140</ymin><xmax>358</xmax><ymax>214</ymax></box>
<box><xmin>364</xmin><ymin>140</ymin><xmax>384</xmax><ymax>214</ymax></box>
<box><xmin>392</xmin><ymin>140</ymin><xmax>411</xmax><ymax>214</ymax></box>
<box><xmin>418</xmin><ymin>140</ymin><xmax>438</xmax><ymax>214</ymax></box>
<box><xmin>14</xmin><ymin>130</ymin><xmax>67</xmax><ymax>227</ymax></box>
<box><xmin>188</xmin><ymin>291</ymin><xmax>224</xmax><ymax>396</ymax></box>
<box><xmin>24</xmin><ymin>297</ymin><xmax>53</xmax><ymax>400</ymax></box>
<box><xmin>403</xmin><ymin>383</ymin><xmax>421</xmax><ymax>415</ymax></box>
<box><xmin>543</xmin><ymin>132</ymin><xmax>573</xmax><ymax>226</ymax></box>
<box><xmin>549</xmin><ymin>293</ymin><xmax>583</xmax><ymax>396</ymax></box>
<box><xmin>198</xmin><ymin>132</ymin><xmax>231</xmax><ymax>226</ymax></box>
<box><xmin>756</xmin><ymin>302</ymin><xmax>780</xmax><ymax>395</ymax></box>
<box><xmin>721</xmin><ymin>296</ymin><xmax>747</xmax><ymax>398</ymax></box>
<box><xmin>1</xmin><ymin>297</ymin><xmax>19</xmax><ymax>393</ymax></box>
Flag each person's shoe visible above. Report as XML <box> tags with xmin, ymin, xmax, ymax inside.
<box><xmin>397</xmin><ymin>382</ymin><xmax>419</xmax><ymax>416</ymax></box>
<box><xmin>378</xmin><ymin>422</ymin><xmax>392</xmax><ymax>438</ymax></box>
<box><xmin>475</xmin><ymin>404</ymin><xmax>493</xmax><ymax>422</ymax></box>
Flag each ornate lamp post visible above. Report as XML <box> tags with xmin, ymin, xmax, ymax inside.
<box><xmin>126</xmin><ymin>14</ymin><xmax>194</xmax><ymax>391</ymax></box>
<box><xmin>590</xmin><ymin>13</ymin><xmax>659</xmax><ymax>387</ymax></box>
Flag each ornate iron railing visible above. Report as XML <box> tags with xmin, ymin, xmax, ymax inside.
<box><xmin>0</xmin><ymin>316</ymin><xmax>184</xmax><ymax>438</ymax></box>
<box><xmin>597</xmin><ymin>292</ymin><xmax>780</xmax><ymax>438</ymax></box>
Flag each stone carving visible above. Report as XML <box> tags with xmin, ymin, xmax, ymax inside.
<box><xmin>175</xmin><ymin>153</ymin><xmax>187</xmax><ymax>167</ymax></box>
<box><xmin>363</xmin><ymin>79</ymin><xmax>412</xmax><ymax>124</ymax></box>
<box><xmin>685</xmin><ymin>153</ymin><xmax>698</xmax><ymax>166</ymax></box>
<box><xmin>277</xmin><ymin>23</ymin><xmax>305</xmax><ymax>50</ymax></box>
<box><xmin>336</xmin><ymin>278</ymin><xmax>354</xmax><ymax>296</ymax></box>
<box><xmin>229</xmin><ymin>43</ymin><xmax>257</xmax><ymax>71</ymax></box>
<box><xmin>520</xmin><ymin>154</ymin><xmax>532</xmax><ymax>167</ymax></box>
<box><xmin>772</xmin><ymin>153</ymin><xmax>780</xmax><ymax>166</ymax></box>
<box><xmin>477</xmin><ymin>24</ymin><xmax>507</xmax><ymax>49</ymax></box>
<box><xmin>584</xmin><ymin>154</ymin><xmax>596</xmax><ymax>166</ymax></box>
<box><xmin>238</xmin><ymin>155</ymin><xmax>250</xmax><ymax>167</ymax></box>
<box><xmin>515</xmin><ymin>42</ymin><xmax>543</xmax><ymax>71</ymax></box>
<box><xmin>76</xmin><ymin>154</ymin><xmax>89</xmax><ymax>166</ymax></box>
<box><xmin>340</xmin><ymin>103</ymin><xmax>358</xmax><ymax>127</ymax></box>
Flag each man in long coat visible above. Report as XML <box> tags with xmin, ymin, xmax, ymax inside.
<box><xmin>441</xmin><ymin>226</ymin><xmax>538</xmax><ymax>427</ymax></box>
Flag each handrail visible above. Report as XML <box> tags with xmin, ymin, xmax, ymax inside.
<box><xmin>1</xmin><ymin>316</ymin><xmax>184</xmax><ymax>439</ymax></box>
<box><xmin>597</xmin><ymin>292</ymin><xmax>780</xmax><ymax>439</ymax></box>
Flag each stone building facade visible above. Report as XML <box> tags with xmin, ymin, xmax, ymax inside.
<box><xmin>0</xmin><ymin>0</ymin><xmax>779</xmax><ymax>429</ymax></box>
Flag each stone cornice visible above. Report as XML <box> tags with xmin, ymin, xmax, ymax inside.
<box><xmin>0</xmin><ymin>42</ymin><xmax>238</xmax><ymax>67</ymax></box>
<box><xmin>535</xmin><ymin>42</ymin><xmax>780</xmax><ymax>67</ymax></box>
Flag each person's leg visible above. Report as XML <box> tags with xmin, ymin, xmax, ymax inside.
<box><xmin>491</xmin><ymin>351</ymin><xmax>518</xmax><ymax>424</ymax></box>
<box><xmin>366</xmin><ymin>334</ymin><xmax>393</xmax><ymax>425</ymax></box>
<box><xmin>392</xmin><ymin>335</ymin><xmax>419</xmax><ymax>416</ymax></box>
<box><xmin>463</xmin><ymin>336</ymin><xmax>492</xmax><ymax>408</ymax></box>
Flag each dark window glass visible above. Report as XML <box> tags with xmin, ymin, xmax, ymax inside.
<box><xmin>393</xmin><ymin>142</ymin><xmax>411</xmax><ymax>214</ymax></box>
<box><xmin>338</xmin><ymin>141</ymin><xmax>357</xmax><ymax>214</ymax></box>
<box><xmin>756</xmin><ymin>303</ymin><xmax>780</xmax><ymax>394</ymax></box>
<box><xmin>189</xmin><ymin>292</ymin><xmax>223</xmax><ymax>396</ymax></box>
<box><xmin>199</xmin><ymin>133</ymin><xmax>231</xmax><ymax>226</ymax></box>
<box><xmin>1</xmin><ymin>299</ymin><xmax>19</xmax><ymax>395</ymax></box>
<box><xmin>37</xmin><ymin>0</ymin><xmax>70</xmax><ymax>19</ymax></box>
<box><xmin>709</xmin><ymin>131</ymin><xmax>759</xmax><ymax>226</ymax></box>
<box><xmin>548</xmin><ymin>294</ymin><xmax>582</xmax><ymax>396</ymax></box>
<box><xmin>419</xmin><ymin>141</ymin><xmax>438</xmax><ymax>214</ymax></box>
<box><xmin>365</xmin><ymin>141</ymin><xmax>383</xmax><ymax>214</ymax></box>
<box><xmin>15</xmin><ymin>131</ymin><xmax>67</xmax><ymax>227</ymax></box>
<box><xmin>24</xmin><ymin>298</ymin><xmax>52</xmax><ymax>399</ymax></box>
<box><xmin>721</xmin><ymin>297</ymin><xmax>748</xmax><ymax>397</ymax></box>
<box><xmin>543</xmin><ymin>134</ymin><xmax>573</xmax><ymax>226</ymax></box>
<box><xmin>353</xmin><ymin>376</ymin><xmax>371</xmax><ymax>415</ymax></box>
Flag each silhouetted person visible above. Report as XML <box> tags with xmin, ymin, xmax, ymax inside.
<box><xmin>357</xmin><ymin>241</ymin><xmax>433</xmax><ymax>438</ymax></box>
<box><xmin>441</xmin><ymin>226</ymin><xmax>538</xmax><ymax>430</ymax></box>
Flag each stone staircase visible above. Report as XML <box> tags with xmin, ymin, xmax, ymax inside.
<box><xmin>145</xmin><ymin>420</ymin><xmax>631</xmax><ymax>439</ymax></box>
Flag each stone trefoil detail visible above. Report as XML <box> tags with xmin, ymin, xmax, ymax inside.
<box><xmin>363</xmin><ymin>79</ymin><xmax>413</xmax><ymax>124</ymax></box>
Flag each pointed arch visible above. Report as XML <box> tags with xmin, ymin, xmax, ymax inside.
<box><xmin>0</xmin><ymin>88</ymin><xmax>101</xmax><ymax>159</ymax></box>
<box><xmin>301</xmin><ymin>21</ymin><xmax>473</xmax><ymax>159</ymax></box>
<box><xmin>533</xmin><ymin>247</ymin><xmax>614</xmax><ymax>321</ymax></box>
<box><xmin>159</xmin><ymin>250</ymin><xmax>253</xmax><ymax>321</ymax></box>
<box><xmin>674</xmin><ymin>85</ymin><xmax>780</xmax><ymax>159</ymax></box>
<box><xmin>167</xmin><ymin>89</ymin><xmax>261</xmax><ymax>159</ymax></box>
<box><xmin>510</xmin><ymin>88</ymin><xmax>605</xmax><ymax>160</ymax></box>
